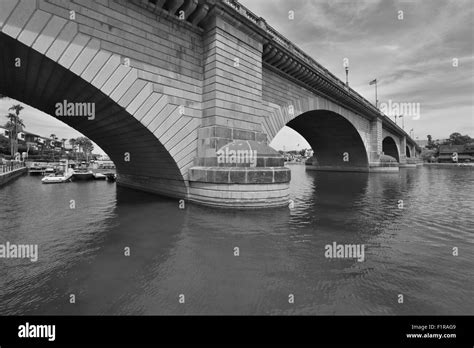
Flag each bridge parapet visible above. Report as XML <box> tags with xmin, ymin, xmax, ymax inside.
<box><xmin>130</xmin><ymin>0</ymin><xmax>211</xmax><ymax>28</ymax></box>
<box><xmin>220</xmin><ymin>0</ymin><xmax>417</xmax><ymax>147</ymax></box>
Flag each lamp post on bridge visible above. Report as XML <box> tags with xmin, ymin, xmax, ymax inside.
<box><xmin>394</xmin><ymin>114</ymin><xmax>404</xmax><ymax>129</ymax></box>
<box><xmin>343</xmin><ymin>59</ymin><xmax>349</xmax><ymax>87</ymax></box>
<box><xmin>369</xmin><ymin>78</ymin><xmax>378</xmax><ymax>108</ymax></box>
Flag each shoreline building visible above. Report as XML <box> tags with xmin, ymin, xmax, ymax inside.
<box><xmin>438</xmin><ymin>144</ymin><xmax>474</xmax><ymax>163</ymax></box>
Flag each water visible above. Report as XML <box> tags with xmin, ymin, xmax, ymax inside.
<box><xmin>0</xmin><ymin>166</ymin><xmax>473</xmax><ymax>315</ymax></box>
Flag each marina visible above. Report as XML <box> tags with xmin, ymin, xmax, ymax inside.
<box><xmin>22</xmin><ymin>159</ymin><xmax>117</xmax><ymax>184</ymax></box>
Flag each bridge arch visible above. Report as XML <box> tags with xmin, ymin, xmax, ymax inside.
<box><xmin>263</xmin><ymin>92</ymin><xmax>371</xmax><ymax>170</ymax></box>
<box><xmin>382</xmin><ymin>136</ymin><xmax>400</xmax><ymax>162</ymax></box>
<box><xmin>284</xmin><ymin>109</ymin><xmax>369</xmax><ymax>170</ymax></box>
<box><xmin>0</xmin><ymin>28</ymin><xmax>190</xmax><ymax>198</ymax></box>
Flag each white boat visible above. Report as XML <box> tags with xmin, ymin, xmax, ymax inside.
<box><xmin>93</xmin><ymin>172</ymin><xmax>107</xmax><ymax>180</ymax></box>
<box><xmin>41</xmin><ymin>173</ymin><xmax>72</xmax><ymax>184</ymax></box>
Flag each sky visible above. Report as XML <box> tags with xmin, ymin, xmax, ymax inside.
<box><xmin>241</xmin><ymin>0</ymin><xmax>474</xmax><ymax>149</ymax></box>
<box><xmin>1</xmin><ymin>0</ymin><xmax>473</xmax><ymax>154</ymax></box>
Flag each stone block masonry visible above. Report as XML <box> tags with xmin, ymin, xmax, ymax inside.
<box><xmin>0</xmin><ymin>0</ymin><xmax>419</xmax><ymax>206</ymax></box>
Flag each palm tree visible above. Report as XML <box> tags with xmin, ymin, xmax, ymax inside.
<box><xmin>75</xmin><ymin>137</ymin><xmax>86</xmax><ymax>161</ymax></box>
<box><xmin>83</xmin><ymin>138</ymin><xmax>94</xmax><ymax>162</ymax></box>
<box><xmin>5</xmin><ymin>105</ymin><xmax>25</xmax><ymax>157</ymax></box>
<box><xmin>37</xmin><ymin>139</ymin><xmax>45</xmax><ymax>159</ymax></box>
<box><xmin>50</xmin><ymin>134</ymin><xmax>58</xmax><ymax>161</ymax></box>
<box><xmin>4</xmin><ymin>114</ymin><xmax>17</xmax><ymax>157</ymax></box>
<box><xmin>75</xmin><ymin>137</ymin><xmax>94</xmax><ymax>162</ymax></box>
<box><xmin>69</xmin><ymin>138</ymin><xmax>77</xmax><ymax>161</ymax></box>
<box><xmin>60</xmin><ymin>138</ymin><xmax>67</xmax><ymax>156</ymax></box>
<box><xmin>75</xmin><ymin>137</ymin><xmax>83</xmax><ymax>156</ymax></box>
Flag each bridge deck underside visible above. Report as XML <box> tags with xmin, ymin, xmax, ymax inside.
<box><xmin>382</xmin><ymin>137</ymin><xmax>400</xmax><ymax>162</ymax></box>
<box><xmin>0</xmin><ymin>32</ymin><xmax>187</xmax><ymax>198</ymax></box>
<box><xmin>287</xmin><ymin>111</ymin><xmax>369</xmax><ymax>170</ymax></box>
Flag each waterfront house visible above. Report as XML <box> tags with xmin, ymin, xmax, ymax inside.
<box><xmin>0</xmin><ymin>126</ymin><xmax>45</xmax><ymax>151</ymax></box>
<box><xmin>0</xmin><ymin>125</ymin><xmax>9</xmax><ymax>137</ymax></box>
<box><xmin>438</xmin><ymin>144</ymin><xmax>474</xmax><ymax>163</ymax></box>
<box><xmin>20</xmin><ymin>130</ymin><xmax>42</xmax><ymax>150</ymax></box>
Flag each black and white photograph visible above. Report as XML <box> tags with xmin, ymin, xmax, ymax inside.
<box><xmin>0</xmin><ymin>0</ymin><xmax>473</xmax><ymax>345</ymax></box>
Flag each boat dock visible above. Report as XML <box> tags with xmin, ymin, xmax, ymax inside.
<box><xmin>0</xmin><ymin>163</ymin><xmax>27</xmax><ymax>186</ymax></box>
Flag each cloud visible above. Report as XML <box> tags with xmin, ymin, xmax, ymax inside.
<box><xmin>240</xmin><ymin>0</ymin><xmax>473</xmax><ymax>144</ymax></box>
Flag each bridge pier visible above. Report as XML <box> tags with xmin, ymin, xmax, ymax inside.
<box><xmin>367</xmin><ymin>119</ymin><xmax>400</xmax><ymax>172</ymax></box>
<box><xmin>185</xmin><ymin>11</ymin><xmax>291</xmax><ymax>208</ymax></box>
<box><xmin>188</xmin><ymin>165</ymin><xmax>291</xmax><ymax>208</ymax></box>
<box><xmin>188</xmin><ymin>135</ymin><xmax>291</xmax><ymax>208</ymax></box>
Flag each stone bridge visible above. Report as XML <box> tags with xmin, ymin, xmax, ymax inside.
<box><xmin>0</xmin><ymin>0</ymin><xmax>419</xmax><ymax>208</ymax></box>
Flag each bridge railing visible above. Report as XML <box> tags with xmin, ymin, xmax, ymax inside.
<box><xmin>223</xmin><ymin>0</ymin><xmax>261</xmax><ymax>23</ymax></box>
<box><xmin>221</xmin><ymin>0</ymin><xmax>415</xmax><ymax>142</ymax></box>
<box><xmin>223</xmin><ymin>1</ymin><xmax>375</xmax><ymax>103</ymax></box>
<box><xmin>223</xmin><ymin>1</ymin><xmax>332</xmax><ymax>77</ymax></box>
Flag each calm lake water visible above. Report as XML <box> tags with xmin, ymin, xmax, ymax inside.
<box><xmin>0</xmin><ymin>165</ymin><xmax>473</xmax><ymax>315</ymax></box>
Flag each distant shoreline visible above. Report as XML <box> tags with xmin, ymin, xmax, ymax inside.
<box><xmin>423</xmin><ymin>162</ymin><xmax>474</xmax><ymax>168</ymax></box>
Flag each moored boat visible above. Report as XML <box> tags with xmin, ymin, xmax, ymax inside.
<box><xmin>93</xmin><ymin>172</ymin><xmax>107</xmax><ymax>180</ymax></box>
<box><xmin>41</xmin><ymin>173</ymin><xmax>71</xmax><ymax>184</ymax></box>
<box><xmin>105</xmin><ymin>173</ymin><xmax>117</xmax><ymax>182</ymax></box>
<box><xmin>71</xmin><ymin>170</ymin><xmax>95</xmax><ymax>181</ymax></box>
<box><xmin>29</xmin><ymin>167</ymin><xmax>45</xmax><ymax>176</ymax></box>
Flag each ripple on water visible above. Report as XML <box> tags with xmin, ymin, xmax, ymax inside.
<box><xmin>0</xmin><ymin>166</ymin><xmax>473</xmax><ymax>314</ymax></box>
